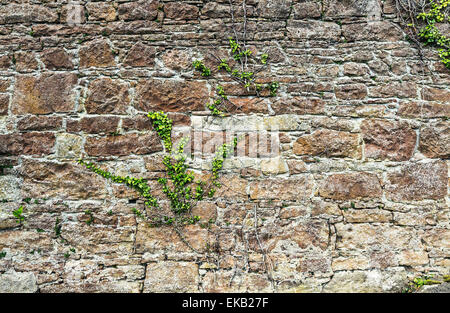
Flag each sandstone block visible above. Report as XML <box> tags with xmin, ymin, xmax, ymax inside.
<box><xmin>287</xmin><ymin>20</ymin><xmax>341</xmax><ymax>40</ymax></box>
<box><xmin>271</xmin><ymin>97</ymin><xmax>325</xmax><ymax>115</ymax></box>
<box><xmin>0</xmin><ymin>79</ymin><xmax>10</xmax><ymax>92</ymax></box>
<box><xmin>118</xmin><ymin>0</ymin><xmax>159</xmax><ymax>21</ymax></box>
<box><xmin>85</xmin><ymin>77</ymin><xmax>130</xmax><ymax>114</ymax></box>
<box><xmin>226</xmin><ymin>98</ymin><xmax>269</xmax><ymax>114</ymax></box>
<box><xmin>342</xmin><ymin>21</ymin><xmax>403</xmax><ymax>42</ymax></box>
<box><xmin>422</xmin><ymin>87</ymin><xmax>450</xmax><ymax>102</ymax></box>
<box><xmin>419</xmin><ymin>122</ymin><xmax>449</xmax><ymax>159</ymax></box>
<box><xmin>123</xmin><ymin>42</ymin><xmax>155</xmax><ymax>67</ymax></box>
<box><xmin>343</xmin><ymin>62</ymin><xmax>370</xmax><ymax>76</ymax></box>
<box><xmin>293</xmin><ymin>129</ymin><xmax>361</xmax><ymax>158</ymax></box>
<box><xmin>135</xmin><ymin>223</ymin><xmax>208</xmax><ymax>254</ymax></box>
<box><xmin>79</xmin><ymin>39</ymin><xmax>116</xmax><ymax>68</ymax></box>
<box><xmin>86</xmin><ymin>2</ymin><xmax>117</xmax><ymax>21</ymax></box>
<box><xmin>343</xmin><ymin>209</ymin><xmax>392</xmax><ymax>223</ymax></box>
<box><xmin>122</xmin><ymin>115</ymin><xmax>154</xmax><ymax>131</ymax></box>
<box><xmin>0</xmin><ymin>270</ymin><xmax>37</xmax><ymax>293</ymax></box>
<box><xmin>250</xmin><ymin>176</ymin><xmax>313</xmax><ymax>200</ymax></box>
<box><xmin>323</xmin><ymin>269</ymin><xmax>406</xmax><ymax>293</ymax></box>
<box><xmin>398</xmin><ymin>101</ymin><xmax>450</xmax><ymax>118</ymax></box>
<box><xmin>260</xmin><ymin>157</ymin><xmax>288</xmax><ymax>175</ymax></box>
<box><xmin>257</xmin><ymin>0</ymin><xmax>292</xmax><ymax>19</ymax></box>
<box><xmin>20</xmin><ymin>159</ymin><xmax>107</xmax><ymax>200</ymax></box>
<box><xmin>164</xmin><ymin>2</ymin><xmax>199</xmax><ymax>20</ymax></box>
<box><xmin>162</xmin><ymin>49</ymin><xmax>192</xmax><ymax>71</ymax></box>
<box><xmin>297</xmin><ymin>256</ymin><xmax>331</xmax><ymax>273</ymax></box>
<box><xmin>40</xmin><ymin>48</ymin><xmax>74</xmax><ymax>70</ymax></box>
<box><xmin>67</xmin><ymin>116</ymin><xmax>120</xmax><ymax>134</ymax></box>
<box><xmin>17</xmin><ymin>115</ymin><xmax>62</xmax><ymax>131</ymax></box>
<box><xmin>323</xmin><ymin>0</ymin><xmax>381</xmax><ymax>18</ymax></box>
<box><xmin>398</xmin><ymin>250</ymin><xmax>429</xmax><ymax>266</ymax></box>
<box><xmin>135</xmin><ymin>79</ymin><xmax>208</xmax><ymax>112</ymax></box>
<box><xmin>0</xmin><ymin>55</ymin><xmax>12</xmax><ymax>70</ymax></box>
<box><xmin>0</xmin><ymin>175</ymin><xmax>21</xmax><ymax>201</ymax></box>
<box><xmin>214</xmin><ymin>175</ymin><xmax>248</xmax><ymax>200</ymax></box>
<box><xmin>143</xmin><ymin>261</ymin><xmax>199</xmax><ymax>292</ymax></box>
<box><xmin>335</xmin><ymin>223</ymin><xmax>416</xmax><ymax>250</ymax></box>
<box><xmin>293</xmin><ymin>2</ymin><xmax>322</xmax><ymax>19</ymax></box>
<box><xmin>0</xmin><ymin>132</ymin><xmax>55</xmax><ymax>156</ymax></box>
<box><xmin>0</xmin><ymin>94</ymin><xmax>9</xmax><ymax>115</ymax></box>
<box><xmin>420</xmin><ymin>228</ymin><xmax>450</xmax><ymax>249</ymax></box>
<box><xmin>55</xmin><ymin>133</ymin><xmax>83</xmax><ymax>159</ymax></box>
<box><xmin>0</xmin><ymin>4</ymin><xmax>58</xmax><ymax>24</ymax></box>
<box><xmin>286</xmin><ymin>159</ymin><xmax>308</xmax><ymax>174</ymax></box>
<box><xmin>369</xmin><ymin>82</ymin><xmax>418</xmax><ymax>99</ymax></box>
<box><xmin>14</xmin><ymin>51</ymin><xmax>38</xmax><ymax>72</ymax></box>
<box><xmin>270</xmin><ymin>219</ymin><xmax>330</xmax><ymax>251</ymax></box>
<box><xmin>203</xmin><ymin>271</ymin><xmax>271</xmax><ymax>293</ymax></box>
<box><xmin>85</xmin><ymin>133</ymin><xmax>162</xmax><ymax>156</ymax></box>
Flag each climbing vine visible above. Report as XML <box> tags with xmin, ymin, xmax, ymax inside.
<box><xmin>193</xmin><ymin>31</ymin><xmax>279</xmax><ymax>116</ymax></box>
<box><xmin>4</xmin><ymin>0</ymin><xmax>281</xmax><ymax>288</ymax></box>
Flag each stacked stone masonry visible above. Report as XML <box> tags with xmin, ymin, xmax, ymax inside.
<box><xmin>0</xmin><ymin>0</ymin><xmax>449</xmax><ymax>293</ymax></box>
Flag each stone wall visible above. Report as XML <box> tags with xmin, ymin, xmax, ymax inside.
<box><xmin>0</xmin><ymin>0</ymin><xmax>449</xmax><ymax>293</ymax></box>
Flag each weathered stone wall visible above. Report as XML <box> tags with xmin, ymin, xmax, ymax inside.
<box><xmin>0</xmin><ymin>0</ymin><xmax>449</xmax><ymax>293</ymax></box>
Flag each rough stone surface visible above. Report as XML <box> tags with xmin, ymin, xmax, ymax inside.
<box><xmin>250</xmin><ymin>176</ymin><xmax>313</xmax><ymax>200</ymax></box>
<box><xmin>20</xmin><ymin>160</ymin><xmax>107</xmax><ymax>200</ymax></box>
<box><xmin>323</xmin><ymin>269</ymin><xmax>407</xmax><ymax>293</ymax></box>
<box><xmin>118</xmin><ymin>0</ymin><xmax>159</xmax><ymax>21</ymax></box>
<box><xmin>319</xmin><ymin>172</ymin><xmax>382</xmax><ymax>200</ymax></box>
<box><xmin>143</xmin><ymin>262</ymin><xmax>199</xmax><ymax>292</ymax></box>
<box><xmin>385</xmin><ymin>161</ymin><xmax>447</xmax><ymax>201</ymax></box>
<box><xmin>12</xmin><ymin>73</ymin><xmax>77</xmax><ymax>114</ymax></box>
<box><xmin>287</xmin><ymin>20</ymin><xmax>341</xmax><ymax>40</ymax></box>
<box><xmin>419</xmin><ymin>122</ymin><xmax>449</xmax><ymax>159</ymax></box>
<box><xmin>79</xmin><ymin>39</ymin><xmax>116</xmax><ymax>68</ymax></box>
<box><xmin>85</xmin><ymin>78</ymin><xmax>130</xmax><ymax>114</ymax></box>
<box><xmin>0</xmin><ymin>132</ymin><xmax>55</xmax><ymax>156</ymax></box>
<box><xmin>164</xmin><ymin>2</ymin><xmax>199</xmax><ymax>20</ymax></box>
<box><xmin>123</xmin><ymin>42</ymin><xmax>156</xmax><ymax>67</ymax></box>
<box><xmin>0</xmin><ymin>94</ymin><xmax>9</xmax><ymax>115</ymax></box>
<box><xmin>0</xmin><ymin>270</ymin><xmax>38</xmax><ymax>293</ymax></box>
<box><xmin>85</xmin><ymin>133</ymin><xmax>162</xmax><ymax>156</ymax></box>
<box><xmin>418</xmin><ymin>283</ymin><xmax>450</xmax><ymax>293</ymax></box>
<box><xmin>135</xmin><ymin>80</ymin><xmax>208</xmax><ymax>112</ymax></box>
<box><xmin>40</xmin><ymin>48</ymin><xmax>74</xmax><ymax>70</ymax></box>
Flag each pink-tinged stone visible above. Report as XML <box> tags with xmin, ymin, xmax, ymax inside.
<box><xmin>361</xmin><ymin>119</ymin><xmax>417</xmax><ymax>161</ymax></box>
<box><xmin>385</xmin><ymin>161</ymin><xmax>447</xmax><ymax>201</ymax></box>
